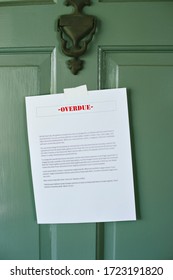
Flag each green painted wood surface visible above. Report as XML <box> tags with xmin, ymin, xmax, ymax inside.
<box><xmin>0</xmin><ymin>1</ymin><xmax>173</xmax><ymax>259</ymax></box>
<box><xmin>0</xmin><ymin>67</ymin><xmax>39</xmax><ymax>259</ymax></box>
<box><xmin>0</xmin><ymin>0</ymin><xmax>55</xmax><ymax>6</ymax></box>
<box><xmin>99</xmin><ymin>47</ymin><xmax>173</xmax><ymax>259</ymax></box>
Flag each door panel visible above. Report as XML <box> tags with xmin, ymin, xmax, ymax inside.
<box><xmin>0</xmin><ymin>66</ymin><xmax>40</xmax><ymax>259</ymax></box>
<box><xmin>0</xmin><ymin>49</ymin><xmax>55</xmax><ymax>259</ymax></box>
<box><xmin>0</xmin><ymin>67</ymin><xmax>39</xmax><ymax>260</ymax></box>
<box><xmin>99</xmin><ymin>46</ymin><xmax>173</xmax><ymax>259</ymax></box>
<box><xmin>0</xmin><ymin>0</ymin><xmax>173</xmax><ymax>260</ymax></box>
<box><xmin>52</xmin><ymin>224</ymin><xmax>96</xmax><ymax>260</ymax></box>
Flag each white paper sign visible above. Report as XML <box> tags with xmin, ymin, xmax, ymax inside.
<box><xmin>25</xmin><ymin>88</ymin><xmax>136</xmax><ymax>224</ymax></box>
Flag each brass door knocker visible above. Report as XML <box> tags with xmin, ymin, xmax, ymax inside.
<box><xmin>58</xmin><ymin>0</ymin><xmax>97</xmax><ymax>75</ymax></box>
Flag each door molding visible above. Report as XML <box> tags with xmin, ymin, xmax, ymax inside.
<box><xmin>99</xmin><ymin>0</ymin><xmax>173</xmax><ymax>2</ymax></box>
<box><xmin>0</xmin><ymin>0</ymin><xmax>56</xmax><ymax>6</ymax></box>
<box><xmin>0</xmin><ymin>46</ymin><xmax>56</xmax><ymax>94</ymax></box>
<box><xmin>98</xmin><ymin>45</ymin><xmax>173</xmax><ymax>89</ymax></box>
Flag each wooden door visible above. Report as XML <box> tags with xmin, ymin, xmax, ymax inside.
<box><xmin>0</xmin><ymin>0</ymin><xmax>173</xmax><ymax>260</ymax></box>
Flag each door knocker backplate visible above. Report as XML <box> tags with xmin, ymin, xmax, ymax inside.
<box><xmin>58</xmin><ymin>0</ymin><xmax>97</xmax><ymax>75</ymax></box>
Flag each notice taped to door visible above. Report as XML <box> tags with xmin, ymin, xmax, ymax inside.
<box><xmin>25</xmin><ymin>88</ymin><xmax>136</xmax><ymax>224</ymax></box>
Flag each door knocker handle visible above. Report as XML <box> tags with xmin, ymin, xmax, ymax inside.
<box><xmin>58</xmin><ymin>0</ymin><xmax>97</xmax><ymax>75</ymax></box>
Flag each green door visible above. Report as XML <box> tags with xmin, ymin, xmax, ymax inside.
<box><xmin>0</xmin><ymin>0</ymin><xmax>173</xmax><ymax>260</ymax></box>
